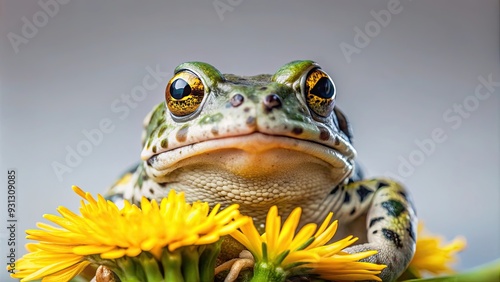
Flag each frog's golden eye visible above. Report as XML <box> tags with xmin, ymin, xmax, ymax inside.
<box><xmin>165</xmin><ymin>71</ymin><xmax>205</xmax><ymax>117</ymax></box>
<box><xmin>304</xmin><ymin>68</ymin><xmax>336</xmax><ymax>117</ymax></box>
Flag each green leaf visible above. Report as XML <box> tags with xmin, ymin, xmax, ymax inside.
<box><xmin>403</xmin><ymin>259</ymin><xmax>500</xmax><ymax>282</ymax></box>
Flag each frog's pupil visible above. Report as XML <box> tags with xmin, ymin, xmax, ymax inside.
<box><xmin>311</xmin><ymin>77</ymin><xmax>334</xmax><ymax>99</ymax></box>
<box><xmin>170</xmin><ymin>79</ymin><xmax>191</xmax><ymax>99</ymax></box>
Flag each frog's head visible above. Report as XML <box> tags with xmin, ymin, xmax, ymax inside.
<box><xmin>141</xmin><ymin>60</ymin><xmax>356</xmax><ymax>218</ymax></box>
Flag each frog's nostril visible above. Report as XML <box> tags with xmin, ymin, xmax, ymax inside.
<box><xmin>263</xmin><ymin>94</ymin><xmax>282</xmax><ymax>111</ymax></box>
<box><xmin>230</xmin><ymin>93</ymin><xmax>245</xmax><ymax>107</ymax></box>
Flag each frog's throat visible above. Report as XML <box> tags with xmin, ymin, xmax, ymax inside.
<box><xmin>145</xmin><ymin>132</ymin><xmax>354</xmax><ymax>181</ymax></box>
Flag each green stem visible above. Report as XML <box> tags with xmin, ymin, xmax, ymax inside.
<box><xmin>250</xmin><ymin>262</ymin><xmax>286</xmax><ymax>282</ymax></box>
<box><xmin>181</xmin><ymin>246</ymin><xmax>200</xmax><ymax>282</ymax></box>
<box><xmin>139</xmin><ymin>252</ymin><xmax>164</xmax><ymax>282</ymax></box>
<box><xmin>85</xmin><ymin>243</ymin><xmax>222</xmax><ymax>282</ymax></box>
<box><xmin>402</xmin><ymin>259</ymin><xmax>500</xmax><ymax>282</ymax></box>
<box><xmin>199</xmin><ymin>240</ymin><xmax>222</xmax><ymax>282</ymax></box>
<box><xmin>114</xmin><ymin>256</ymin><xmax>146</xmax><ymax>282</ymax></box>
<box><xmin>161</xmin><ymin>249</ymin><xmax>184</xmax><ymax>282</ymax></box>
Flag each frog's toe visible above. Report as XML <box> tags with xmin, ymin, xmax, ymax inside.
<box><xmin>215</xmin><ymin>250</ymin><xmax>254</xmax><ymax>282</ymax></box>
<box><xmin>344</xmin><ymin>243</ymin><xmax>408</xmax><ymax>282</ymax></box>
<box><xmin>92</xmin><ymin>265</ymin><xmax>117</xmax><ymax>282</ymax></box>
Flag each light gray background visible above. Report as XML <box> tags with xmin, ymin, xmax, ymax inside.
<box><xmin>1</xmin><ymin>1</ymin><xmax>499</xmax><ymax>280</ymax></box>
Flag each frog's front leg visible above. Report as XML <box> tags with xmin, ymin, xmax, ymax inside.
<box><xmin>340</xmin><ymin>179</ymin><xmax>417</xmax><ymax>282</ymax></box>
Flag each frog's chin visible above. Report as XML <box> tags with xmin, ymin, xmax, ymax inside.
<box><xmin>145</xmin><ymin>132</ymin><xmax>354</xmax><ymax>181</ymax></box>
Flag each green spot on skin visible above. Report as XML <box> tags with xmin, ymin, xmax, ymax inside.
<box><xmin>144</xmin><ymin>103</ymin><xmax>166</xmax><ymax>146</ymax></box>
<box><xmin>199</xmin><ymin>113</ymin><xmax>223</xmax><ymax>125</ymax></box>
<box><xmin>157</xmin><ymin>125</ymin><xmax>167</xmax><ymax>138</ymax></box>
<box><xmin>160</xmin><ymin>139</ymin><xmax>168</xmax><ymax>149</ymax></box>
<box><xmin>137</xmin><ymin>168</ymin><xmax>144</xmax><ymax>188</ymax></box>
<box><xmin>381</xmin><ymin>199</ymin><xmax>406</xmax><ymax>217</ymax></box>
<box><xmin>156</xmin><ymin>117</ymin><xmax>165</xmax><ymax>127</ymax></box>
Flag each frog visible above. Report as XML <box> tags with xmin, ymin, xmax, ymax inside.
<box><xmin>105</xmin><ymin>60</ymin><xmax>417</xmax><ymax>281</ymax></box>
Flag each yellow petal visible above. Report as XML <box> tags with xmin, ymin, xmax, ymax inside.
<box><xmin>73</xmin><ymin>245</ymin><xmax>117</xmax><ymax>256</ymax></box>
<box><xmin>237</xmin><ymin>220</ymin><xmax>264</xmax><ymax>257</ymax></box>
<box><xmin>277</xmin><ymin>207</ymin><xmax>302</xmax><ymax>254</ymax></box>
<box><xmin>307</xmin><ymin>220</ymin><xmax>338</xmax><ymax>249</ymax></box>
<box><xmin>125</xmin><ymin>246</ymin><xmax>142</xmax><ymax>257</ymax></box>
<box><xmin>20</xmin><ymin>256</ymin><xmax>83</xmax><ymax>281</ymax></box>
<box><xmin>41</xmin><ymin>261</ymin><xmax>91</xmax><ymax>282</ymax></box>
<box><xmin>100</xmin><ymin>248</ymin><xmax>126</xmax><ymax>259</ymax></box>
<box><xmin>265</xmin><ymin>206</ymin><xmax>281</xmax><ymax>258</ymax></box>
<box><xmin>282</xmin><ymin>250</ymin><xmax>319</xmax><ymax>266</ymax></box>
<box><xmin>289</xmin><ymin>223</ymin><xmax>317</xmax><ymax>251</ymax></box>
<box><xmin>218</xmin><ymin>216</ymin><xmax>250</xmax><ymax>235</ymax></box>
<box><xmin>315</xmin><ymin>212</ymin><xmax>333</xmax><ymax>236</ymax></box>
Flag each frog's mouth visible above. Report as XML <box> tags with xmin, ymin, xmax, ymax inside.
<box><xmin>145</xmin><ymin>132</ymin><xmax>354</xmax><ymax>182</ymax></box>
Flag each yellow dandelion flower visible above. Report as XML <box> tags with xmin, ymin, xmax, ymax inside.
<box><xmin>407</xmin><ymin>222</ymin><xmax>466</xmax><ymax>278</ymax></box>
<box><xmin>230</xmin><ymin>206</ymin><xmax>386</xmax><ymax>282</ymax></box>
<box><xmin>9</xmin><ymin>186</ymin><xmax>249</xmax><ymax>282</ymax></box>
